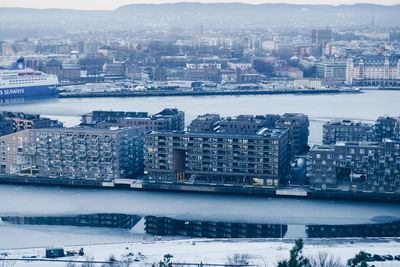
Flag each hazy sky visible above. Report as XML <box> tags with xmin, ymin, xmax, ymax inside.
<box><xmin>0</xmin><ymin>0</ymin><xmax>398</xmax><ymax>10</ymax></box>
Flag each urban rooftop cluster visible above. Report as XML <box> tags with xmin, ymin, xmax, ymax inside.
<box><xmin>1</xmin><ymin>25</ymin><xmax>400</xmax><ymax>93</ymax></box>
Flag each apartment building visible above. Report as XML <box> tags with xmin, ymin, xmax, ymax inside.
<box><xmin>0</xmin><ymin>115</ymin><xmax>13</xmax><ymax>137</ymax></box>
<box><xmin>218</xmin><ymin>115</ymin><xmax>279</xmax><ymax>134</ymax></box>
<box><xmin>322</xmin><ymin>116</ymin><xmax>400</xmax><ymax>145</ymax></box>
<box><xmin>316</xmin><ymin>60</ymin><xmax>346</xmax><ymax>81</ymax></box>
<box><xmin>144</xmin><ymin>128</ymin><xmax>290</xmax><ymax>186</ymax></box>
<box><xmin>188</xmin><ymin>113</ymin><xmax>308</xmax><ymax>159</ymax></box>
<box><xmin>374</xmin><ymin>116</ymin><xmax>398</xmax><ymax>142</ymax></box>
<box><xmin>81</xmin><ymin>108</ymin><xmax>185</xmax><ymax>132</ymax></box>
<box><xmin>1</xmin><ymin>111</ymin><xmax>63</xmax><ymax>132</ymax></box>
<box><xmin>275</xmin><ymin>113</ymin><xmax>309</xmax><ymax>156</ymax></box>
<box><xmin>308</xmin><ymin>139</ymin><xmax>400</xmax><ymax>193</ymax></box>
<box><xmin>322</xmin><ymin>120</ymin><xmax>376</xmax><ymax>145</ymax></box>
<box><xmin>187</xmin><ymin>114</ymin><xmax>221</xmax><ymax>132</ymax></box>
<box><xmin>0</xmin><ymin>127</ymin><xmax>144</xmax><ymax>180</ymax></box>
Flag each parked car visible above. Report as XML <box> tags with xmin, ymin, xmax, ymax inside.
<box><xmin>383</xmin><ymin>255</ymin><xmax>393</xmax><ymax>260</ymax></box>
<box><xmin>373</xmin><ymin>254</ymin><xmax>385</xmax><ymax>261</ymax></box>
<box><xmin>365</xmin><ymin>256</ymin><xmax>374</xmax><ymax>262</ymax></box>
<box><xmin>394</xmin><ymin>255</ymin><xmax>400</xmax><ymax>261</ymax></box>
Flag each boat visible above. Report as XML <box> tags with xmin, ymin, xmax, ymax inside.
<box><xmin>0</xmin><ymin>58</ymin><xmax>59</xmax><ymax>98</ymax></box>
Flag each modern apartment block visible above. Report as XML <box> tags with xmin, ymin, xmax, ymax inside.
<box><xmin>144</xmin><ymin>127</ymin><xmax>290</xmax><ymax>186</ymax></box>
<box><xmin>187</xmin><ymin>114</ymin><xmax>221</xmax><ymax>132</ymax></box>
<box><xmin>218</xmin><ymin>115</ymin><xmax>280</xmax><ymax>134</ymax></box>
<box><xmin>0</xmin><ymin>114</ymin><xmax>14</xmax><ymax>137</ymax></box>
<box><xmin>316</xmin><ymin>60</ymin><xmax>347</xmax><ymax>81</ymax></box>
<box><xmin>1</xmin><ymin>111</ymin><xmax>63</xmax><ymax>132</ymax></box>
<box><xmin>81</xmin><ymin>108</ymin><xmax>185</xmax><ymax>132</ymax></box>
<box><xmin>374</xmin><ymin>116</ymin><xmax>398</xmax><ymax>142</ymax></box>
<box><xmin>0</xmin><ymin>127</ymin><xmax>144</xmax><ymax>180</ymax></box>
<box><xmin>307</xmin><ymin>139</ymin><xmax>400</xmax><ymax>193</ymax></box>
<box><xmin>275</xmin><ymin>113</ymin><xmax>309</xmax><ymax>156</ymax></box>
<box><xmin>322</xmin><ymin>120</ymin><xmax>376</xmax><ymax>145</ymax></box>
<box><xmin>322</xmin><ymin>116</ymin><xmax>400</xmax><ymax>145</ymax></box>
<box><xmin>188</xmin><ymin>113</ymin><xmax>308</xmax><ymax>158</ymax></box>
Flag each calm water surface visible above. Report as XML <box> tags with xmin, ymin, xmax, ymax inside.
<box><xmin>1</xmin><ymin>90</ymin><xmax>399</xmax><ymax>143</ymax></box>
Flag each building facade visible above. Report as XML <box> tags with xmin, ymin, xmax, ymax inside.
<box><xmin>81</xmin><ymin>108</ymin><xmax>185</xmax><ymax>132</ymax></box>
<box><xmin>374</xmin><ymin>116</ymin><xmax>398</xmax><ymax>142</ymax></box>
<box><xmin>346</xmin><ymin>56</ymin><xmax>400</xmax><ymax>86</ymax></box>
<box><xmin>322</xmin><ymin>120</ymin><xmax>376</xmax><ymax>145</ymax></box>
<box><xmin>189</xmin><ymin>113</ymin><xmax>308</xmax><ymax>158</ymax></box>
<box><xmin>144</xmin><ymin>128</ymin><xmax>290</xmax><ymax>186</ymax></box>
<box><xmin>322</xmin><ymin>116</ymin><xmax>400</xmax><ymax>145</ymax></box>
<box><xmin>1</xmin><ymin>111</ymin><xmax>63</xmax><ymax>132</ymax></box>
<box><xmin>0</xmin><ymin>127</ymin><xmax>144</xmax><ymax>180</ymax></box>
<box><xmin>0</xmin><ymin>115</ymin><xmax>14</xmax><ymax>137</ymax></box>
<box><xmin>316</xmin><ymin>60</ymin><xmax>346</xmax><ymax>81</ymax></box>
<box><xmin>308</xmin><ymin>139</ymin><xmax>400</xmax><ymax>193</ymax></box>
<box><xmin>275</xmin><ymin>113</ymin><xmax>309</xmax><ymax>156</ymax></box>
<box><xmin>218</xmin><ymin>115</ymin><xmax>279</xmax><ymax>134</ymax></box>
<box><xmin>188</xmin><ymin>114</ymin><xmax>221</xmax><ymax>132</ymax></box>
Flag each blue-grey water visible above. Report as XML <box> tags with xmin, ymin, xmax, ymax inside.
<box><xmin>0</xmin><ymin>184</ymin><xmax>400</xmax><ymax>248</ymax></box>
<box><xmin>1</xmin><ymin>90</ymin><xmax>399</xmax><ymax>144</ymax></box>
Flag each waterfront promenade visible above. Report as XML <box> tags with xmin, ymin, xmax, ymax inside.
<box><xmin>0</xmin><ymin>174</ymin><xmax>399</xmax><ymax>203</ymax></box>
<box><xmin>58</xmin><ymin>88</ymin><xmax>360</xmax><ymax>98</ymax></box>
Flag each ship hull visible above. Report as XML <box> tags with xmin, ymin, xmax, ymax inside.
<box><xmin>0</xmin><ymin>85</ymin><xmax>58</xmax><ymax>98</ymax></box>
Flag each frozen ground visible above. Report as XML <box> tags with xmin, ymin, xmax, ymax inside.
<box><xmin>1</xmin><ymin>238</ymin><xmax>399</xmax><ymax>267</ymax></box>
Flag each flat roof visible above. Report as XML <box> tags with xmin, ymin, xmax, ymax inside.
<box><xmin>149</xmin><ymin>127</ymin><xmax>288</xmax><ymax>139</ymax></box>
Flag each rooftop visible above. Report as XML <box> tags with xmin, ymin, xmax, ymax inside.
<box><xmin>150</xmin><ymin>127</ymin><xmax>288</xmax><ymax>139</ymax></box>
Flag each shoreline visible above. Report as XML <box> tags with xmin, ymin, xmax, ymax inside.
<box><xmin>58</xmin><ymin>88</ymin><xmax>361</xmax><ymax>98</ymax></box>
<box><xmin>1</xmin><ymin>175</ymin><xmax>399</xmax><ymax>204</ymax></box>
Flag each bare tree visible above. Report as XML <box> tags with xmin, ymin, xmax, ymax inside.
<box><xmin>309</xmin><ymin>252</ymin><xmax>345</xmax><ymax>267</ymax></box>
<box><xmin>0</xmin><ymin>261</ymin><xmax>15</xmax><ymax>267</ymax></box>
<box><xmin>225</xmin><ymin>253</ymin><xmax>250</xmax><ymax>267</ymax></box>
<box><xmin>65</xmin><ymin>262</ymin><xmax>77</xmax><ymax>267</ymax></box>
<box><xmin>81</xmin><ymin>257</ymin><xmax>96</xmax><ymax>267</ymax></box>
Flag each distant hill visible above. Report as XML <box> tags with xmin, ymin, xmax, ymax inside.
<box><xmin>0</xmin><ymin>3</ymin><xmax>399</xmax><ymax>39</ymax></box>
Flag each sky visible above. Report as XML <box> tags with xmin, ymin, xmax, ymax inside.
<box><xmin>0</xmin><ymin>0</ymin><xmax>398</xmax><ymax>10</ymax></box>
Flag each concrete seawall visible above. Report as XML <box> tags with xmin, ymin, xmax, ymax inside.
<box><xmin>0</xmin><ymin>175</ymin><xmax>399</xmax><ymax>204</ymax></box>
<box><xmin>58</xmin><ymin>89</ymin><xmax>361</xmax><ymax>98</ymax></box>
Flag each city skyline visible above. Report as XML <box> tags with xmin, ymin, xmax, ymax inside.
<box><xmin>0</xmin><ymin>0</ymin><xmax>399</xmax><ymax>10</ymax></box>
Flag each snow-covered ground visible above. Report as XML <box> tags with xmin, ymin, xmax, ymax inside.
<box><xmin>1</xmin><ymin>238</ymin><xmax>399</xmax><ymax>267</ymax></box>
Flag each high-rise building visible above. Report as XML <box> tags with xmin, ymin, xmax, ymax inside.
<box><xmin>311</xmin><ymin>29</ymin><xmax>332</xmax><ymax>46</ymax></box>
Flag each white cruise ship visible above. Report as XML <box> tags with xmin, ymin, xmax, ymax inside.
<box><xmin>0</xmin><ymin>58</ymin><xmax>59</xmax><ymax>98</ymax></box>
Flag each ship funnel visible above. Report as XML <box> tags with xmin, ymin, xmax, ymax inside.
<box><xmin>8</xmin><ymin>57</ymin><xmax>26</xmax><ymax>70</ymax></box>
